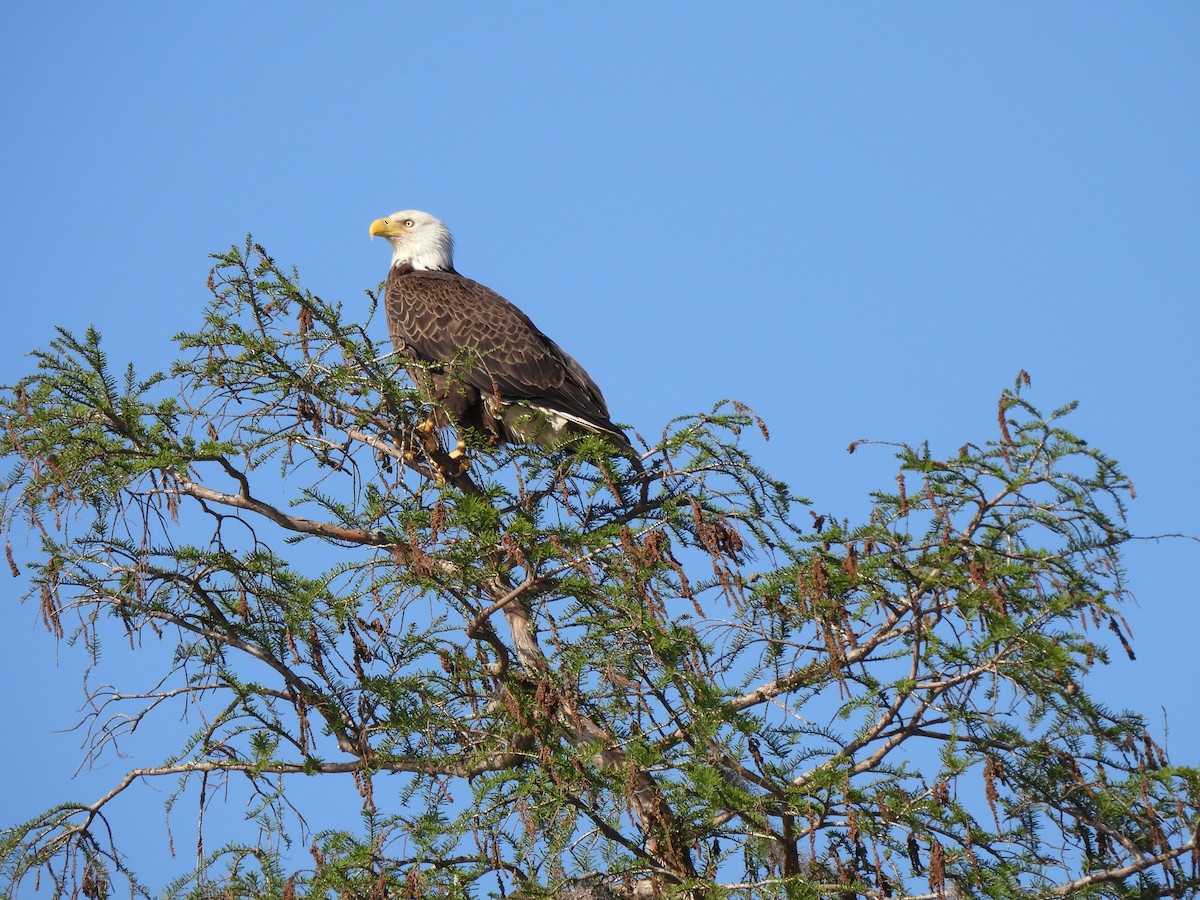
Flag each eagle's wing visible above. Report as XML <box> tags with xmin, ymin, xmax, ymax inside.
<box><xmin>384</xmin><ymin>268</ymin><xmax>616</xmax><ymax>432</ymax></box>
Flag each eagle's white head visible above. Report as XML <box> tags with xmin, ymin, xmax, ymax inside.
<box><xmin>368</xmin><ymin>210</ymin><xmax>455</xmax><ymax>271</ymax></box>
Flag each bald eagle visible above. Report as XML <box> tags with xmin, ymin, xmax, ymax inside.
<box><xmin>369</xmin><ymin>211</ymin><xmax>635</xmax><ymax>461</ymax></box>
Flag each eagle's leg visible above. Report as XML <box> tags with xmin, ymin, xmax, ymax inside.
<box><xmin>405</xmin><ymin>417</ymin><xmax>472</xmax><ymax>480</ymax></box>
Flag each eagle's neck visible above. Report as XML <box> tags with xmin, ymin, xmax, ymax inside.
<box><xmin>391</xmin><ymin>232</ymin><xmax>455</xmax><ymax>273</ymax></box>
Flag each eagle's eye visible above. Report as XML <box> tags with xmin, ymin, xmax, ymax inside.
<box><xmin>404</xmin><ymin>219</ymin><xmax>415</xmax><ymax>228</ymax></box>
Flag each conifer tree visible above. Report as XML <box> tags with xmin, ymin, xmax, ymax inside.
<box><xmin>2</xmin><ymin>241</ymin><xmax>1197</xmax><ymax>899</ymax></box>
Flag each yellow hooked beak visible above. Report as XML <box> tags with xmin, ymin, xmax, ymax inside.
<box><xmin>368</xmin><ymin>217</ymin><xmax>400</xmax><ymax>239</ymax></box>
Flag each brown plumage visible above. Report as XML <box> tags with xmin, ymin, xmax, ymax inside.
<box><xmin>369</xmin><ymin>210</ymin><xmax>634</xmax><ymax>456</ymax></box>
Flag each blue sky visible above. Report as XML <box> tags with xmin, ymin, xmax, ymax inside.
<box><xmin>2</xmin><ymin>2</ymin><xmax>1198</xmax><ymax>890</ymax></box>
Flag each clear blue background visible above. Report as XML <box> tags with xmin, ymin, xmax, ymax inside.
<box><xmin>2</xmin><ymin>3</ymin><xmax>1197</xmax><ymax>890</ymax></box>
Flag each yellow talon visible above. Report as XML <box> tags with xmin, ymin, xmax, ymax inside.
<box><xmin>414</xmin><ymin>416</ymin><xmax>440</xmax><ymax>454</ymax></box>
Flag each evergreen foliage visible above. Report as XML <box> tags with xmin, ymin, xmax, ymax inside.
<box><xmin>1</xmin><ymin>240</ymin><xmax>1197</xmax><ymax>899</ymax></box>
